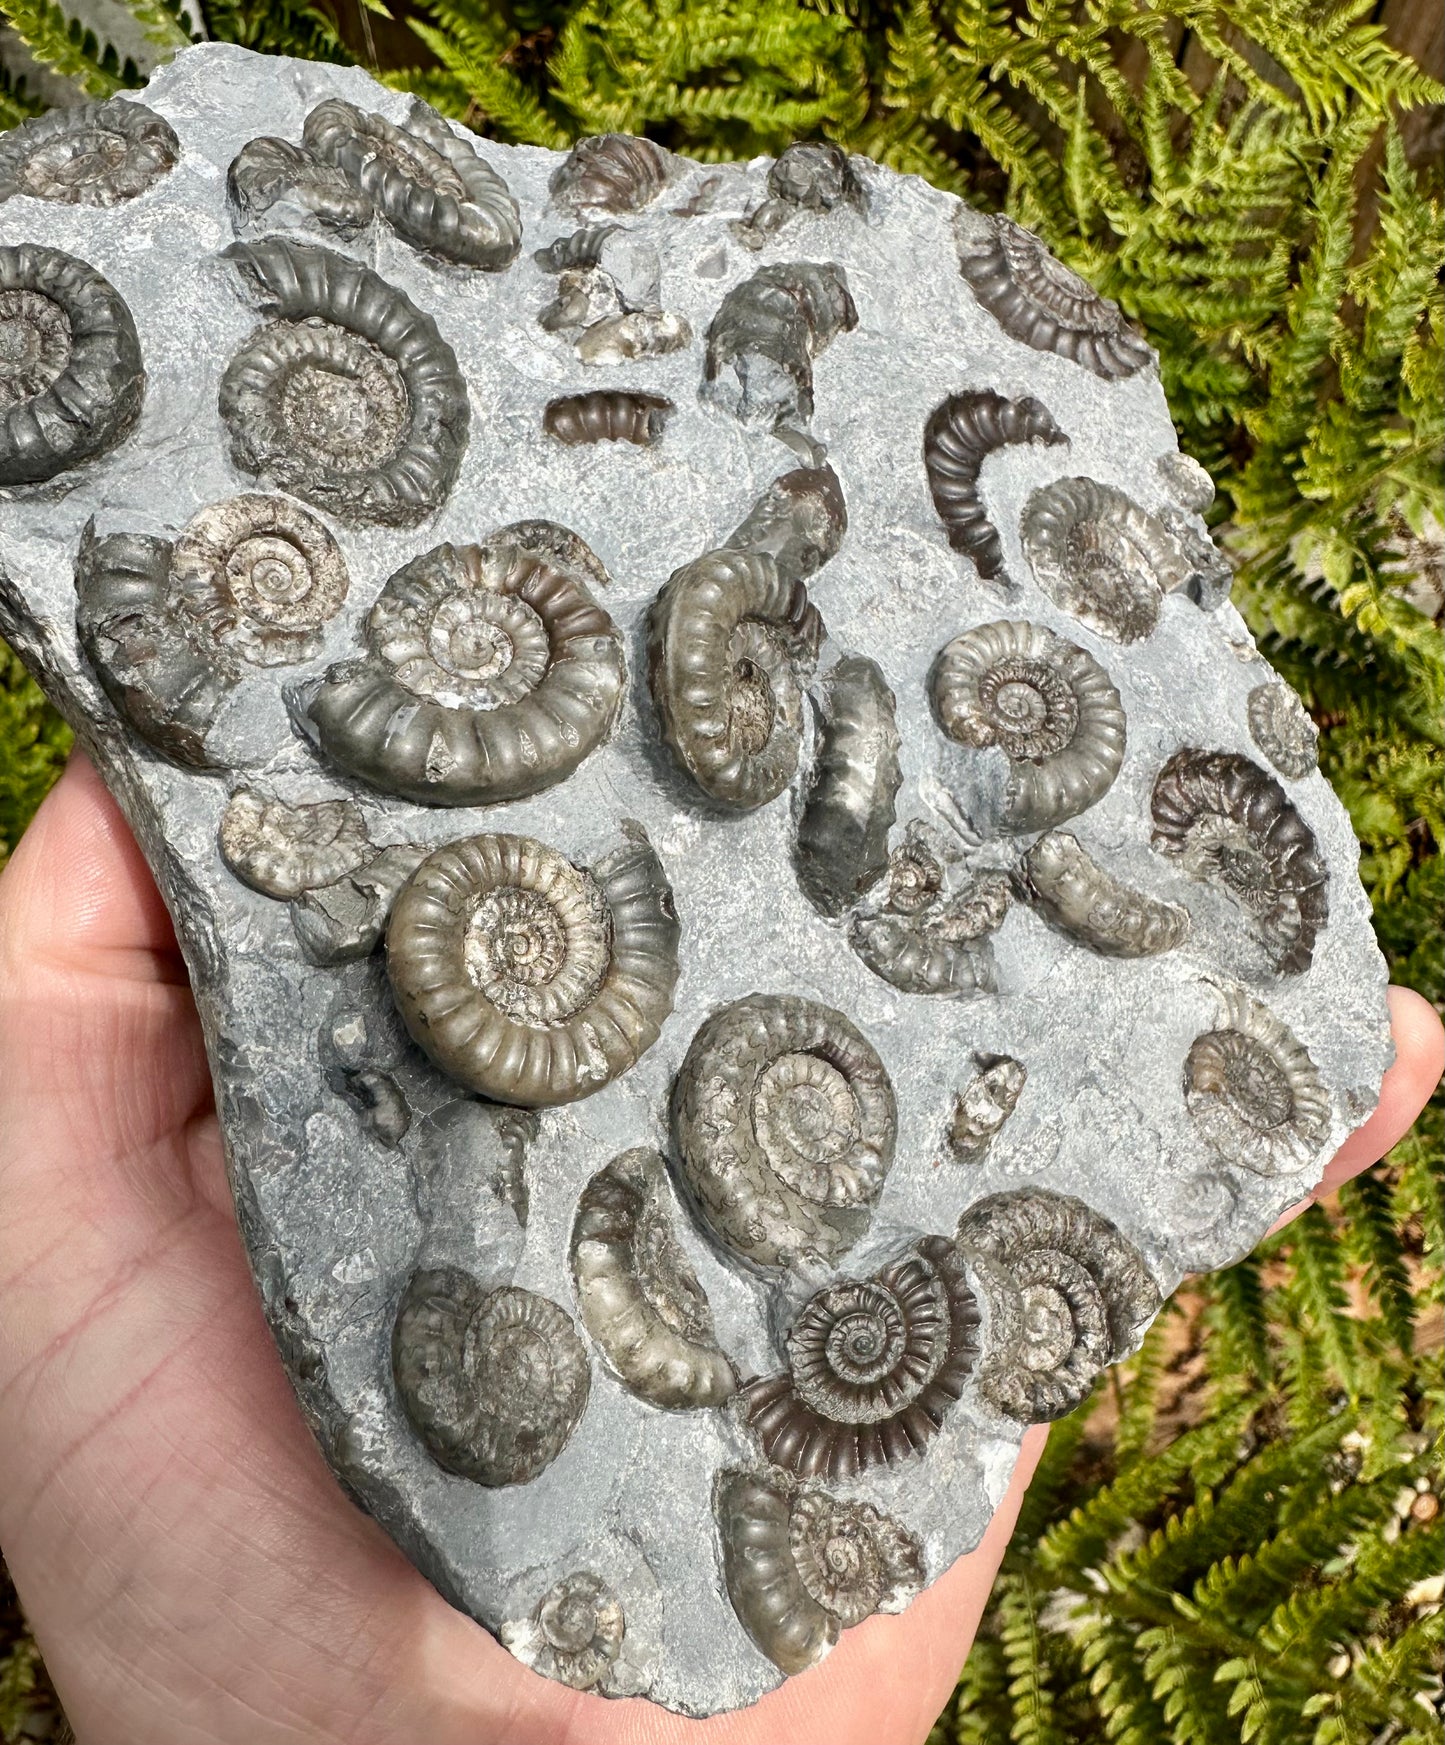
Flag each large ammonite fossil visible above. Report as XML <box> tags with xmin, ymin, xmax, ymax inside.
<box><xmin>1183</xmin><ymin>986</ymin><xmax>1330</xmax><ymax>1176</ymax></box>
<box><xmin>0</xmin><ymin>98</ymin><xmax>179</xmax><ymax>207</ymax></box>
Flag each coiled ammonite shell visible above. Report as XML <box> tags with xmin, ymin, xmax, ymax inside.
<box><xmin>1246</xmin><ymin>681</ymin><xmax>1319</xmax><ymax>780</ymax></box>
<box><xmin>218</xmin><ymin>238</ymin><xmax>468</xmax><ymax>527</ymax></box>
<box><xmin>930</xmin><ymin>619</ymin><xmax>1126</xmax><ymax>832</ymax></box>
<box><xmin>218</xmin><ymin>788</ymin><xmax>372</xmax><ymax>899</ymax></box>
<box><xmin>1151</xmin><ymin>748</ymin><xmax>1328</xmax><ymax>975</ymax></box>
<box><xmin>550</xmin><ymin>133</ymin><xmax>672</xmax><ymax>213</ymax></box>
<box><xmin>1016</xmin><ymin>829</ymin><xmax>1192</xmax><ymax>959</ymax></box>
<box><xmin>742</xmin><ymin>1236</ymin><xmax>980</xmax><ymax>1477</ymax></box>
<box><xmin>0</xmin><ymin>98</ymin><xmax>179</xmax><ymax>207</ymax></box>
<box><xmin>392</xmin><ymin>1266</ymin><xmax>590</xmax><ymax>1485</ymax></box>
<box><xmin>717</xmin><ymin>1470</ymin><xmax>923</xmax><ymax>1674</ymax></box>
<box><xmin>502</xmin><ymin>1571</ymin><xmax>627</xmax><ymax>1690</ymax></box>
<box><xmin>0</xmin><ymin>244</ymin><xmax>144</xmax><ymax>487</ymax></box>
<box><xmin>1183</xmin><ymin>987</ymin><xmax>1329</xmax><ymax>1176</ymax></box>
<box><xmin>543</xmin><ymin>389</ymin><xmax>674</xmax><ymax>447</ymax></box>
<box><xmin>924</xmin><ymin>390</ymin><xmax>1067</xmax><ymax>580</ymax></box>
<box><xmin>956</xmin><ymin>1189</ymin><xmax>1160</xmax><ymax>1422</ymax></box>
<box><xmin>386</xmin><ymin>828</ymin><xmax>680</xmax><ymax>1107</ymax></box>
<box><xmin>948</xmin><ymin>1056</ymin><xmax>1027</xmax><ymax>1158</ymax></box>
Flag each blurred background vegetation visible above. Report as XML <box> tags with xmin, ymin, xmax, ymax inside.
<box><xmin>0</xmin><ymin>1</ymin><xmax>1441</xmax><ymax>1739</ymax></box>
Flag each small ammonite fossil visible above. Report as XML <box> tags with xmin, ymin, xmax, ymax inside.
<box><xmin>702</xmin><ymin>261</ymin><xmax>859</xmax><ymax>435</ymax></box>
<box><xmin>741</xmin><ymin>1235</ymin><xmax>981</xmax><ymax>1477</ymax></box>
<box><xmin>569</xmin><ymin>1148</ymin><xmax>738</xmax><ymax>1410</ymax></box>
<box><xmin>955</xmin><ymin>1188</ymin><xmax>1160</xmax><ymax>1422</ymax></box>
<box><xmin>733</xmin><ymin>141</ymin><xmax>866</xmax><ymax>247</ymax></box>
<box><xmin>923</xmin><ymin>390</ymin><xmax>1067</xmax><ymax>581</ymax></box>
<box><xmin>0</xmin><ymin>244</ymin><xmax>144</xmax><ymax>488</ymax></box>
<box><xmin>930</xmin><ymin>619</ymin><xmax>1127</xmax><ymax>834</ymax></box>
<box><xmin>723</xmin><ymin>463</ymin><xmax>847</xmax><ymax>585</ymax></box>
<box><xmin>392</xmin><ymin>1267</ymin><xmax>590</xmax><ymax>1485</ymax></box>
<box><xmin>848</xmin><ymin>883</ymin><xmax>1005</xmax><ymax>999</ymax></box>
<box><xmin>550</xmin><ymin>133</ymin><xmax>673</xmax><ymax>213</ymax></box>
<box><xmin>953</xmin><ymin>206</ymin><xmax>1153</xmax><ymax>380</ymax></box>
<box><xmin>948</xmin><ymin>1057</ymin><xmax>1027</xmax><ymax>1158</ymax></box>
<box><xmin>1151</xmin><ymin>748</ymin><xmax>1329</xmax><ymax>976</ymax></box>
<box><xmin>1157</xmin><ymin>448</ymin><xmax>1215</xmax><ymax>514</ymax></box>
<box><xmin>1247</xmin><ymin>681</ymin><xmax>1319</xmax><ymax>780</ymax></box>
<box><xmin>1183</xmin><ymin>986</ymin><xmax>1330</xmax><ymax>1176</ymax></box>
<box><xmin>543</xmin><ymin>390</ymin><xmax>674</xmax><ymax>447</ymax></box>
<box><xmin>717</xmin><ymin>1470</ymin><xmax>924</xmax><ymax>1675</ymax></box>
<box><xmin>218</xmin><ymin>788</ymin><xmax>373</xmax><ymax>900</ymax></box>
<box><xmin>302</xmin><ymin>97</ymin><xmax>522</xmax><ymax>271</ymax></box>
<box><xmin>218</xmin><ymin>237</ymin><xmax>469</xmax><ymax>527</ymax></box>
<box><xmin>501</xmin><ymin>1572</ymin><xmax>626</xmax><ymax>1691</ymax></box>
<box><xmin>307</xmin><ymin>525</ymin><xmax>625</xmax><ymax>807</ymax></box>
<box><xmin>226</xmin><ymin>135</ymin><xmax>375</xmax><ymax>239</ymax></box>
<box><xmin>385</xmin><ymin>827</ymin><xmax>680</xmax><ymax>1108</ymax></box>
<box><xmin>795</xmin><ymin>656</ymin><xmax>902</xmax><ymax>918</ymax></box>
<box><xmin>0</xmin><ymin>98</ymin><xmax>179</xmax><ymax>207</ymax></box>
<box><xmin>672</xmin><ymin>993</ymin><xmax>897</xmax><ymax>1273</ymax></box>
<box><xmin>1015</xmin><ymin>830</ymin><xmax>1192</xmax><ymax>959</ymax></box>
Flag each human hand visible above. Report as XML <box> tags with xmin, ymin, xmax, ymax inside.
<box><xmin>1</xmin><ymin>753</ymin><xmax>1440</xmax><ymax>1745</ymax></box>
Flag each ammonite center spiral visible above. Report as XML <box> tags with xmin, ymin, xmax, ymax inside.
<box><xmin>275</xmin><ymin>327</ymin><xmax>409</xmax><ymax>470</ymax></box>
<box><xmin>462</xmin><ymin>862</ymin><xmax>611</xmax><ymax>1025</ymax></box>
<box><xmin>788</xmin><ymin>1495</ymin><xmax>885</xmax><ymax>1624</ymax></box>
<box><xmin>976</xmin><ymin>656</ymin><xmax>1080</xmax><ymax>759</ymax></box>
<box><xmin>0</xmin><ymin>290</ymin><xmax>70</xmax><ymax>408</ymax></box>
<box><xmin>753</xmin><ymin>1051</ymin><xmax>864</xmax><ymax>1203</ymax></box>
<box><xmin>411</xmin><ymin>590</ymin><xmax>551</xmax><ymax>708</ymax></box>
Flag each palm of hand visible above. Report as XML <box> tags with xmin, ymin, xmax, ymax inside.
<box><xmin>0</xmin><ymin>757</ymin><xmax>1438</xmax><ymax>1745</ymax></box>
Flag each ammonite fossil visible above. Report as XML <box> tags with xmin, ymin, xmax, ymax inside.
<box><xmin>930</xmin><ymin>619</ymin><xmax>1127</xmax><ymax>833</ymax></box>
<box><xmin>0</xmin><ymin>98</ymin><xmax>179</xmax><ymax>207</ymax></box>
<box><xmin>502</xmin><ymin>1572</ymin><xmax>626</xmax><ymax>1690</ymax></box>
<box><xmin>923</xmin><ymin>390</ymin><xmax>1067</xmax><ymax>580</ymax></box>
<box><xmin>550</xmin><ymin>133</ymin><xmax>672</xmax><ymax>213</ymax></box>
<box><xmin>226</xmin><ymin>135</ymin><xmax>375</xmax><ymax>238</ymax></box>
<box><xmin>1157</xmin><ymin>448</ymin><xmax>1216</xmax><ymax>513</ymax></box>
<box><xmin>0</xmin><ymin>244</ymin><xmax>144</xmax><ymax>487</ymax></box>
<box><xmin>848</xmin><ymin>886</ymin><xmax>1004</xmax><ymax>998</ymax></box>
<box><xmin>218</xmin><ymin>237</ymin><xmax>469</xmax><ymax>527</ymax></box>
<box><xmin>1247</xmin><ymin>681</ymin><xmax>1319</xmax><ymax>779</ymax></box>
<box><xmin>766</xmin><ymin>141</ymin><xmax>863</xmax><ymax>214</ymax></box>
<box><xmin>1183</xmin><ymin>987</ymin><xmax>1330</xmax><ymax>1176</ymax></box>
<box><xmin>741</xmin><ymin>1235</ymin><xmax>981</xmax><ymax>1476</ymax></box>
<box><xmin>1016</xmin><ymin>830</ymin><xmax>1192</xmax><ymax>959</ymax></box>
<box><xmin>702</xmin><ymin>262</ymin><xmax>858</xmax><ymax>434</ymax></box>
<box><xmin>302</xmin><ymin>97</ymin><xmax>522</xmax><ymax>271</ymax></box>
<box><xmin>672</xmin><ymin>993</ymin><xmax>897</xmax><ymax>1273</ymax></box>
<box><xmin>392</xmin><ymin>1267</ymin><xmax>590</xmax><ymax>1484</ymax></box>
<box><xmin>307</xmin><ymin>525</ymin><xmax>625</xmax><ymax>807</ymax></box>
<box><xmin>717</xmin><ymin>1470</ymin><xmax>923</xmax><ymax>1674</ymax></box>
<box><xmin>218</xmin><ymin>788</ymin><xmax>372</xmax><ymax>900</ymax></box>
<box><xmin>543</xmin><ymin>389</ymin><xmax>674</xmax><ymax>447</ymax></box>
<box><xmin>569</xmin><ymin>1148</ymin><xmax>738</xmax><ymax>1409</ymax></box>
<box><xmin>1151</xmin><ymin>748</ymin><xmax>1329</xmax><ymax>975</ymax></box>
<box><xmin>954</xmin><ymin>207</ymin><xmax>1153</xmax><ymax>380</ymax></box>
<box><xmin>722</xmin><ymin>463</ymin><xmax>847</xmax><ymax>585</ymax></box>
<box><xmin>955</xmin><ymin>1189</ymin><xmax>1160</xmax><ymax>1422</ymax></box>
<box><xmin>385</xmin><ymin>827</ymin><xmax>680</xmax><ymax>1107</ymax></box>
<box><xmin>948</xmin><ymin>1057</ymin><xmax>1027</xmax><ymax>1158</ymax></box>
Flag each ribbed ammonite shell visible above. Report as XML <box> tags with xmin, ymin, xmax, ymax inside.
<box><xmin>1183</xmin><ymin>986</ymin><xmax>1330</xmax><ymax>1176</ymax></box>
<box><xmin>1247</xmin><ymin>681</ymin><xmax>1319</xmax><ymax>780</ymax></box>
<box><xmin>0</xmin><ymin>98</ymin><xmax>179</xmax><ymax>207</ymax></box>
<box><xmin>218</xmin><ymin>788</ymin><xmax>372</xmax><ymax>900</ymax></box>
<box><xmin>502</xmin><ymin>1572</ymin><xmax>627</xmax><ymax>1690</ymax></box>
<box><xmin>550</xmin><ymin>133</ymin><xmax>672</xmax><ymax>213</ymax></box>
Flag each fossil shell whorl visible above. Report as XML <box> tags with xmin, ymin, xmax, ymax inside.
<box><xmin>723</xmin><ymin>465</ymin><xmax>847</xmax><ymax>586</ymax></box>
<box><xmin>956</xmin><ymin>1188</ymin><xmax>1160</xmax><ymax>1422</ymax></box>
<box><xmin>533</xmin><ymin>224</ymin><xmax>621</xmax><ymax>273</ymax></box>
<box><xmin>702</xmin><ymin>262</ymin><xmax>859</xmax><ymax>434</ymax></box>
<box><xmin>768</xmin><ymin>142</ymin><xmax>863</xmax><ymax>213</ymax></box>
<box><xmin>1246</xmin><ymin>682</ymin><xmax>1319</xmax><ymax>780</ymax></box>
<box><xmin>219</xmin><ymin>238</ymin><xmax>469</xmax><ymax>527</ymax></box>
<box><xmin>647</xmin><ymin>547</ymin><xmax>822</xmax><ymax>811</ymax></box>
<box><xmin>550</xmin><ymin>133</ymin><xmax>672</xmax><ymax>213</ymax></box>
<box><xmin>1016</xmin><ymin>830</ymin><xmax>1192</xmax><ymax>958</ymax></box>
<box><xmin>386</xmin><ymin>827</ymin><xmax>680</xmax><ymax>1108</ymax></box>
<box><xmin>391</xmin><ymin>1267</ymin><xmax>590</xmax><ymax>1485</ymax></box>
<box><xmin>307</xmin><ymin>527</ymin><xmax>625</xmax><ymax>807</ymax></box>
<box><xmin>1183</xmin><ymin>987</ymin><xmax>1330</xmax><ymax>1176</ymax></box>
<box><xmin>948</xmin><ymin>1057</ymin><xmax>1027</xmax><ymax>1158</ymax></box>
<box><xmin>0</xmin><ymin>244</ymin><xmax>144</xmax><ymax>488</ymax></box>
<box><xmin>219</xmin><ymin>788</ymin><xmax>372</xmax><ymax>899</ymax></box>
<box><xmin>0</xmin><ymin>99</ymin><xmax>179</xmax><ymax>207</ymax></box>
<box><xmin>543</xmin><ymin>390</ymin><xmax>674</xmax><ymax>447</ymax></box>
<box><xmin>716</xmin><ymin>1470</ymin><xmax>924</xmax><ymax>1675</ymax></box>
<box><xmin>1150</xmin><ymin>748</ymin><xmax>1328</xmax><ymax>976</ymax></box>
<box><xmin>923</xmin><ymin>391</ymin><xmax>1067</xmax><ymax>580</ymax></box>
<box><xmin>795</xmin><ymin>657</ymin><xmax>901</xmax><ymax>918</ymax></box>
<box><xmin>303</xmin><ymin>98</ymin><xmax>522</xmax><ymax>271</ymax></box>
<box><xmin>569</xmin><ymin>1148</ymin><xmax>738</xmax><ymax>1410</ymax></box>
<box><xmin>953</xmin><ymin>207</ymin><xmax>1153</xmax><ymax>380</ymax></box>
<box><xmin>930</xmin><ymin>619</ymin><xmax>1126</xmax><ymax>834</ymax></box>
<box><xmin>502</xmin><ymin>1572</ymin><xmax>626</xmax><ymax>1690</ymax></box>
<box><xmin>1157</xmin><ymin>448</ymin><xmax>1215</xmax><ymax>513</ymax></box>
<box><xmin>226</xmin><ymin>135</ymin><xmax>376</xmax><ymax>238</ymax></box>
<box><xmin>848</xmin><ymin>904</ymin><xmax>1000</xmax><ymax>999</ymax></box>
<box><xmin>672</xmin><ymin>993</ymin><xmax>896</xmax><ymax>1273</ymax></box>
<box><xmin>741</xmin><ymin>1235</ymin><xmax>981</xmax><ymax>1477</ymax></box>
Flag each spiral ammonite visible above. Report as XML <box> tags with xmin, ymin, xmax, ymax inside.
<box><xmin>1183</xmin><ymin>987</ymin><xmax>1330</xmax><ymax>1176</ymax></box>
<box><xmin>218</xmin><ymin>788</ymin><xmax>373</xmax><ymax>900</ymax></box>
<box><xmin>0</xmin><ymin>98</ymin><xmax>179</xmax><ymax>207</ymax></box>
<box><xmin>1247</xmin><ymin>682</ymin><xmax>1319</xmax><ymax>780</ymax></box>
<box><xmin>503</xmin><ymin>1572</ymin><xmax>626</xmax><ymax>1690</ymax></box>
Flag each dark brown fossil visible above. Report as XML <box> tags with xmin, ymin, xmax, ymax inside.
<box><xmin>923</xmin><ymin>390</ymin><xmax>1067</xmax><ymax>580</ymax></box>
<box><xmin>543</xmin><ymin>389</ymin><xmax>674</xmax><ymax>447</ymax></box>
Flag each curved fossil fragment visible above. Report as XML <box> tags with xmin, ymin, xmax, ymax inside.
<box><xmin>0</xmin><ymin>244</ymin><xmax>144</xmax><ymax>487</ymax></box>
<box><xmin>575</xmin><ymin>308</ymin><xmax>692</xmax><ymax>365</ymax></box>
<box><xmin>308</xmin><ymin>525</ymin><xmax>625</xmax><ymax>806</ymax></box>
<box><xmin>702</xmin><ymin>262</ymin><xmax>858</xmax><ymax>434</ymax></box>
<box><xmin>534</xmin><ymin>224</ymin><xmax>621</xmax><ymax>273</ymax></box>
<box><xmin>1157</xmin><ymin>449</ymin><xmax>1215</xmax><ymax>513</ymax></box>
<box><xmin>948</xmin><ymin>1057</ymin><xmax>1027</xmax><ymax>1158</ymax></box>
<box><xmin>1151</xmin><ymin>748</ymin><xmax>1328</xmax><ymax>975</ymax></box>
<box><xmin>955</xmin><ymin>1188</ymin><xmax>1160</xmax><ymax>1422</ymax></box>
<box><xmin>502</xmin><ymin>1572</ymin><xmax>626</xmax><ymax>1690</ymax></box>
<box><xmin>386</xmin><ymin>827</ymin><xmax>680</xmax><ymax>1108</ymax></box>
<box><xmin>543</xmin><ymin>389</ymin><xmax>674</xmax><ymax>447</ymax></box>
<box><xmin>923</xmin><ymin>390</ymin><xmax>1067</xmax><ymax>581</ymax></box>
<box><xmin>741</xmin><ymin>1235</ymin><xmax>981</xmax><ymax>1476</ymax></box>
<box><xmin>795</xmin><ymin>657</ymin><xmax>901</xmax><ymax>918</ymax></box>
<box><xmin>717</xmin><ymin>1470</ymin><xmax>923</xmax><ymax>1674</ymax></box>
<box><xmin>290</xmin><ymin>841</ymin><xmax>429</xmax><ymax>966</ymax></box>
<box><xmin>930</xmin><ymin>619</ymin><xmax>1126</xmax><ymax>833</ymax></box>
<box><xmin>569</xmin><ymin>1148</ymin><xmax>738</xmax><ymax>1409</ymax></box>
<box><xmin>1016</xmin><ymin>830</ymin><xmax>1191</xmax><ymax>958</ymax></box>
<box><xmin>219</xmin><ymin>788</ymin><xmax>372</xmax><ymax>899</ymax></box>
<box><xmin>226</xmin><ymin>135</ymin><xmax>375</xmax><ymax>238</ymax></box>
<box><xmin>953</xmin><ymin>207</ymin><xmax>1153</xmax><ymax>380</ymax></box>
<box><xmin>647</xmin><ymin>547</ymin><xmax>822</xmax><ymax>811</ymax></box>
<box><xmin>0</xmin><ymin>98</ymin><xmax>178</xmax><ymax>207</ymax></box>
<box><xmin>724</xmin><ymin>464</ymin><xmax>847</xmax><ymax>585</ymax></box>
<box><xmin>1183</xmin><ymin>986</ymin><xmax>1330</xmax><ymax>1176</ymax></box>
<box><xmin>671</xmin><ymin>993</ymin><xmax>896</xmax><ymax>1273</ymax></box>
<box><xmin>733</xmin><ymin>143</ymin><xmax>866</xmax><ymax>248</ymax></box>
<box><xmin>848</xmin><ymin>835</ymin><xmax>1008</xmax><ymax>998</ymax></box>
<box><xmin>550</xmin><ymin>133</ymin><xmax>672</xmax><ymax>213</ymax></box>
<box><xmin>219</xmin><ymin>238</ymin><xmax>469</xmax><ymax>527</ymax></box>
<box><xmin>303</xmin><ymin>97</ymin><xmax>521</xmax><ymax>270</ymax></box>
<box><xmin>392</xmin><ymin>1266</ymin><xmax>590</xmax><ymax>1485</ymax></box>
<box><xmin>1247</xmin><ymin>682</ymin><xmax>1318</xmax><ymax>780</ymax></box>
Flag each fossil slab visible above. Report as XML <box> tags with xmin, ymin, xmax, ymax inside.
<box><xmin>0</xmin><ymin>45</ymin><xmax>1392</xmax><ymax>1718</ymax></box>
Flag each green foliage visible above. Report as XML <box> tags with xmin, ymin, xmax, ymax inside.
<box><xmin>0</xmin><ymin>649</ymin><xmax>69</xmax><ymax>871</ymax></box>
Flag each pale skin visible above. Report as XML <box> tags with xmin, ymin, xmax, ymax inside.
<box><xmin>0</xmin><ymin>755</ymin><xmax>1439</xmax><ymax>1745</ymax></box>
